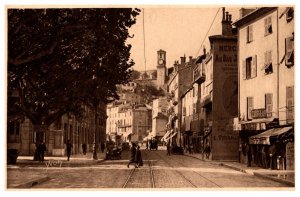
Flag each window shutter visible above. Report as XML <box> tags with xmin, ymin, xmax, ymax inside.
<box><xmin>285</xmin><ymin>36</ymin><xmax>294</xmax><ymax>66</ymax></box>
<box><xmin>247</xmin><ymin>97</ymin><xmax>253</xmax><ymax>120</ymax></box>
<box><xmin>251</xmin><ymin>55</ymin><xmax>257</xmax><ymax>78</ymax></box>
<box><xmin>264</xmin><ymin>18</ymin><xmax>268</xmax><ymax>35</ymax></box>
<box><xmin>242</xmin><ymin>60</ymin><xmax>246</xmax><ymax>80</ymax></box>
<box><xmin>265</xmin><ymin>93</ymin><xmax>273</xmax><ymax>118</ymax></box>
<box><xmin>268</xmin><ymin>51</ymin><xmax>272</xmax><ymax>63</ymax></box>
<box><xmin>249</xmin><ymin>25</ymin><xmax>253</xmax><ymax>42</ymax></box>
<box><xmin>246</xmin><ymin>26</ymin><xmax>249</xmax><ymax>42</ymax></box>
<box><xmin>286</xmin><ymin>86</ymin><xmax>294</xmax><ymax>123</ymax></box>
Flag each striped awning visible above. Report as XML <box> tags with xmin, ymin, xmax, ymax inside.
<box><xmin>249</xmin><ymin>126</ymin><xmax>292</xmax><ymax>145</ymax></box>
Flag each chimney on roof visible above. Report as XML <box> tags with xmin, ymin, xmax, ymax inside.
<box><xmin>222</xmin><ymin>7</ymin><xmax>233</xmax><ymax>36</ymax></box>
<box><xmin>203</xmin><ymin>47</ymin><xmax>206</xmax><ymax>55</ymax></box>
<box><xmin>180</xmin><ymin>55</ymin><xmax>186</xmax><ymax>65</ymax></box>
<box><xmin>174</xmin><ymin>60</ymin><xmax>178</xmax><ymax>71</ymax></box>
<box><xmin>189</xmin><ymin>56</ymin><xmax>193</xmax><ymax>63</ymax></box>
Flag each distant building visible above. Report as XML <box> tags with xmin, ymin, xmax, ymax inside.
<box><xmin>150</xmin><ymin>97</ymin><xmax>169</xmax><ymax>141</ymax></box>
<box><xmin>165</xmin><ymin>55</ymin><xmax>196</xmax><ymax>147</ymax></box>
<box><xmin>106</xmin><ymin>103</ymin><xmax>152</xmax><ymax>143</ymax></box>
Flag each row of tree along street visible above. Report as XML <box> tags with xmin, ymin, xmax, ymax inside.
<box><xmin>7</xmin><ymin>8</ymin><xmax>140</xmax><ymax>159</ymax></box>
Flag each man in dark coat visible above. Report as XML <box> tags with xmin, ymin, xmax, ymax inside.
<box><xmin>66</xmin><ymin>140</ymin><xmax>73</xmax><ymax>161</ymax></box>
<box><xmin>166</xmin><ymin>141</ymin><xmax>171</xmax><ymax>156</ymax></box>
<box><xmin>135</xmin><ymin>145</ymin><xmax>143</xmax><ymax>167</ymax></box>
<box><xmin>204</xmin><ymin>143</ymin><xmax>211</xmax><ymax>159</ymax></box>
<box><xmin>127</xmin><ymin>142</ymin><xmax>137</xmax><ymax>168</ymax></box>
<box><xmin>101</xmin><ymin>142</ymin><xmax>105</xmax><ymax>153</ymax></box>
<box><xmin>82</xmin><ymin>143</ymin><xmax>87</xmax><ymax>155</ymax></box>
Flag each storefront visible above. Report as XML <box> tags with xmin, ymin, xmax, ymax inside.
<box><xmin>191</xmin><ymin>119</ymin><xmax>204</xmax><ymax>153</ymax></box>
<box><xmin>239</xmin><ymin>116</ymin><xmax>293</xmax><ymax>170</ymax></box>
<box><xmin>238</xmin><ymin>117</ymin><xmax>274</xmax><ymax>167</ymax></box>
<box><xmin>249</xmin><ymin>126</ymin><xmax>294</xmax><ymax>170</ymax></box>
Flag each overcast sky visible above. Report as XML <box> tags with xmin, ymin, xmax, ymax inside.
<box><xmin>127</xmin><ymin>6</ymin><xmax>240</xmax><ymax>72</ymax></box>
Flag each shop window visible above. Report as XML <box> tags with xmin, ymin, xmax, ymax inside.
<box><xmin>286</xmin><ymin>7</ymin><xmax>294</xmax><ymax>22</ymax></box>
<box><xmin>7</xmin><ymin>122</ymin><xmax>20</xmax><ymax>143</ymax></box>
<box><xmin>264</xmin><ymin>51</ymin><xmax>273</xmax><ymax>74</ymax></box>
<box><xmin>286</xmin><ymin>86</ymin><xmax>294</xmax><ymax>124</ymax></box>
<box><xmin>242</xmin><ymin>55</ymin><xmax>257</xmax><ymax>79</ymax></box>
<box><xmin>285</xmin><ymin>35</ymin><xmax>294</xmax><ymax>67</ymax></box>
<box><xmin>264</xmin><ymin>16</ymin><xmax>272</xmax><ymax>36</ymax></box>
<box><xmin>247</xmin><ymin>97</ymin><xmax>253</xmax><ymax>120</ymax></box>
<box><xmin>265</xmin><ymin>93</ymin><xmax>273</xmax><ymax>118</ymax></box>
<box><xmin>246</xmin><ymin>25</ymin><xmax>253</xmax><ymax>43</ymax></box>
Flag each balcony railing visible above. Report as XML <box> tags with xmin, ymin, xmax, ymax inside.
<box><xmin>193</xmin><ymin>64</ymin><xmax>206</xmax><ymax>84</ymax></box>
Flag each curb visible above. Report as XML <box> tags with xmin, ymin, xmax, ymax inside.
<box><xmin>183</xmin><ymin>154</ymin><xmax>295</xmax><ymax>187</ymax></box>
<box><xmin>11</xmin><ymin>176</ymin><xmax>50</xmax><ymax>188</ymax></box>
<box><xmin>253</xmin><ymin>172</ymin><xmax>295</xmax><ymax>187</ymax></box>
<box><xmin>182</xmin><ymin>154</ymin><xmax>205</xmax><ymax>161</ymax></box>
<box><xmin>11</xmin><ymin>159</ymin><xmax>106</xmax><ymax>168</ymax></box>
<box><xmin>219</xmin><ymin>163</ymin><xmax>247</xmax><ymax>173</ymax></box>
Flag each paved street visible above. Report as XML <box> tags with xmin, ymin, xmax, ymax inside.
<box><xmin>7</xmin><ymin>148</ymin><xmax>292</xmax><ymax>189</ymax></box>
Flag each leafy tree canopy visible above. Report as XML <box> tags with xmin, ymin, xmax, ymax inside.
<box><xmin>8</xmin><ymin>8</ymin><xmax>140</xmax><ymax>126</ymax></box>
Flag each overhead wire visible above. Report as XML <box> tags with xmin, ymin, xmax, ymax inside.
<box><xmin>195</xmin><ymin>8</ymin><xmax>221</xmax><ymax>57</ymax></box>
<box><xmin>143</xmin><ymin>8</ymin><xmax>147</xmax><ymax>74</ymax></box>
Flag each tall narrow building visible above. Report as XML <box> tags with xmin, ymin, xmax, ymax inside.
<box><xmin>156</xmin><ymin>49</ymin><xmax>167</xmax><ymax>87</ymax></box>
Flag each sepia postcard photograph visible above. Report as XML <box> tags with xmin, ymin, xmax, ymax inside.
<box><xmin>1</xmin><ymin>0</ymin><xmax>297</xmax><ymax>194</ymax></box>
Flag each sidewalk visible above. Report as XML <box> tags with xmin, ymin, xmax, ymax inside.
<box><xmin>6</xmin><ymin>152</ymin><xmax>108</xmax><ymax>189</ymax></box>
<box><xmin>183</xmin><ymin>152</ymin><xmax>295</xmax><ymax>187</ymax></box>
<box><xmin>9</xmin><ymin>152</ymin><xmax>107</xmax><ymax>168</ymax></box>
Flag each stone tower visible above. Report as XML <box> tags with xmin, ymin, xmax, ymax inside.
<box><xmin>157</xmin><ymin>49</ymin><xmax>166</xmax><ymax>87</ymax></box>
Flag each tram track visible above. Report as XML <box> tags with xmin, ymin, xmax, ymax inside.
<box><xmin>153</xmin><ymin>151</ymin><xmax>197</xmax><ymax>188</ymax></box>
<box><xmin>153</xmin><ymin>150</ymin><xmax>222</xmax><ymax>188</ymax></box>
<box><xmin>122</xmin><ymin>150</ymin><xmax>156</xmax><ymax>188</ymax></box>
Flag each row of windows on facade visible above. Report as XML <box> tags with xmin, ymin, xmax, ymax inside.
<box><xmin>7</xmin><ymin>122</ymin><xmax>95</xmax><ymax>144</ymax></box>
<box><xmin>246</xmin><ymin>86</ymin><xmax>294</xmax><ymax>123</ymax></box>
<box><xmin>246</xmin><ymin>8</ymin><xmax>294</xmax><ymax>43</ymax></box>
<box><xmin>243</xmin><ymin>34</ymin><xmax>294</xmax><ymax>80</ymax></box>
<box><xmin>109</xmin><ymin>111</ymin><xmax>138</xmax><ymax>118</ymax></box>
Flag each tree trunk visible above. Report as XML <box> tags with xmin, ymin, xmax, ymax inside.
<box><xmin>93</xmin><ymin>105</ymin><xmax>99</xmax><ymax>160</ymax></box>
<box><xmin>33</xmin><ymin>124</ymin><xmax>49</xmax><ymax>161</ymax></box>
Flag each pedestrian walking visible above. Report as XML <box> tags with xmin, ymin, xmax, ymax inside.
<box><xmin>166</xmin><ymin>141</ymin><xmax>171</xmax><ymax>156</ymax></box>
<box><xmin>204</xmin><ymin>143</ymin><xmax>211</xmax><ymax>159</ymax></box>
<box><xmin>82</xmin><ymin>143</ymin><xmax>87</xmax><ymax>155</ymax></box>
<box><xmin>135</xmin><ymin>145</ymin><xmax>143</xmax><ymax>168</ymax></box>
<box><xmin>146</xmin><ymin>140</ymin><xmax>148</xmax><ymax>150</ymax></box>
<box><xmin>66</xmin><ymin>140</ymin><xmax>73</xmax><ymax>161</ymax></box>
<box><xmin>38</xmin><ymin>141</ymin><xmax>47</xmax><ymax>162</ymax></box>
<box><xmin>127</xmin><ymin>142</ymin><xmax>137</xmax><ymax>168</ymax></box>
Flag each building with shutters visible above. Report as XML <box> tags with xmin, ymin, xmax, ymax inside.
<box><xmin>233</xmin><ymin>7</ymin><xmax>294</xmax><ymax>170</ymax></box>
<box><xmin>106</xmin><ymin>103</ymin><xmax>152</xmax><ymax>144</ymax></box>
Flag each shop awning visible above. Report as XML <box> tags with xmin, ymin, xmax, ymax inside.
<box><xmin>161</xmin><ymin>129</ymin><xmax>177</xmax><ymax>142</ymax></box>
<box><xmin>249</xmin><ymin>126</ymin><xmax>292</xmax><ymax>145</ymax></box>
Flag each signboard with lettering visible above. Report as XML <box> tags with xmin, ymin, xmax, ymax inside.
<box><xmin>251</xmin><ymin>108</ymin><xmax>267</xmax><ymax>119</ymax></box>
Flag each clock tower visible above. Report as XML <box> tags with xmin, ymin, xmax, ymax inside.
<box><xmin>157</xmin><ymin>49</ymin><xmax>166</xmax><ymax>87</ymax></box>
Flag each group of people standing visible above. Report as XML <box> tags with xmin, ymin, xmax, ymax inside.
<box><xmin>127</xmin><ymin>142</ymin><xmax>143</xmax><ymax>168</ymax></box>
<box><xmin>243</xmin><ymin>142</ymin><xmax>285</xmax><ymax>169</ymax></box>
